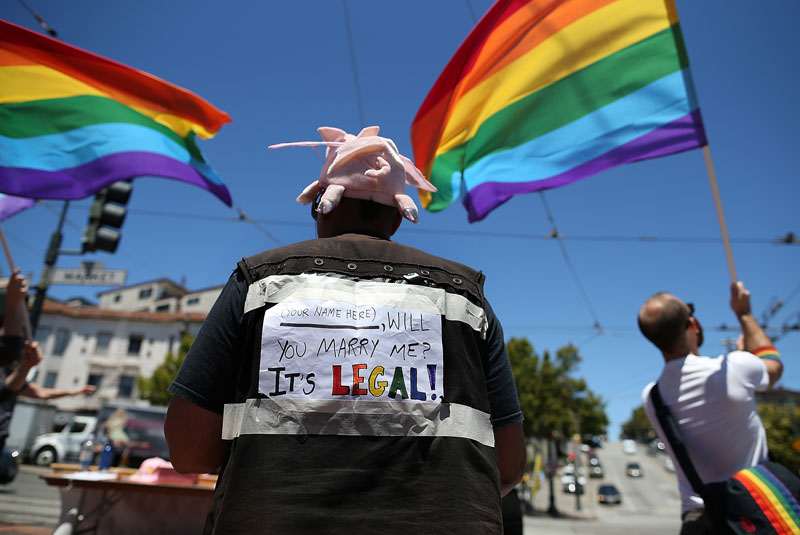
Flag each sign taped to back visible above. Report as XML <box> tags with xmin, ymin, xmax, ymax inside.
<box><xmin>259</xmin><ymin>299</ymin><xmax>444</xmax><ymax>402</ymax></box>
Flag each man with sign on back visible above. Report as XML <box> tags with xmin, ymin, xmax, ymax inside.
<box><xmin>165</xmin><ymin>126</ymin><xmax>526</xmax><ymax>534</ymax></box>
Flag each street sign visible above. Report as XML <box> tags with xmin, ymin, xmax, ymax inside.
<box><xmin>51</xmin><ymin>261</ymin><xmax>127</xmax><ymax>286</ymax></box>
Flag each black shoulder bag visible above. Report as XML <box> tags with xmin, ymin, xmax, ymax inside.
<box><xmin>650</xmin><ymin>383</ymin><xmax>800</xmax><ymax>535</ymax></box>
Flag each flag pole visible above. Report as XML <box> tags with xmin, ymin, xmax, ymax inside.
<box><xmin>702</xmin><ymin>145</ymin><xmax>737</xmax><ymax>283</ymax></box>
<box><xmin>0</xmin><ymin>223</ymin><xmax>34</xmax><ymax>339</ymax></box>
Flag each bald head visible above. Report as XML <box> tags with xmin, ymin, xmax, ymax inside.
<box><xmin>638</xmin><ymin>292</ymin><xmax>691</xmax><ymax>354</ymax></box>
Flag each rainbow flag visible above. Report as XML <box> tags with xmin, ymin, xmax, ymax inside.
<box><xmin>0</xmin><ymin>19</ymin><xmax>232</xmax><ymax>206</ymax></box>
<box><xmin>411</xmin><ymin>0</ymin><xmax>707</xmax><ymax>222</ymax></box>
<box><xmin>0</xmin><ymin>193</ymin><xmax>34</xmax><ymax>222</ymax></box>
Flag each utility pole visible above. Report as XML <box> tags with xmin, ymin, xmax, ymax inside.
<box><xmin>29</xmin><ymin>201</ymin><xmax>82</xmax><ymax>334</ymax></box>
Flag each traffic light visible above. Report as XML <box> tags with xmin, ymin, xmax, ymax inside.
<box><xmin>81</xmin><ymin>181</ymin><xmax>133</xmax><ymax>253</ymax></box>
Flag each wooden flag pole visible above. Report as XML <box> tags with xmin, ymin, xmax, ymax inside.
<box><xmin>702</xmin><ymin>145</ymin><xmax>737</xmax><ymax>283</ymax></box>
<box><xmin>0</xmin><ymin>223</ymin><xmax>34</xmax><ymax>340</ymax></box>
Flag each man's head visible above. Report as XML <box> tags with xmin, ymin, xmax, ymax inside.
<box><xmin>270</xmin><ymin>126</ymin><xmax>436</xmax><ymax>236</ymax></box>
<box><xmin>638</xmin><ymin>292</ymin><xmax>702</xmax><ymax>359</ymax></box>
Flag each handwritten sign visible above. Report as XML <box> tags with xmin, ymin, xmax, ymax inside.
<box><xmin>259</xmin><ymin>299</ymin><xmax>444</xmax><ymax>402</ymax></box>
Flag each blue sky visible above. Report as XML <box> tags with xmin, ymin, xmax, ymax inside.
<box><xmin>3</xmin><ymin>1</ymin><xmax>798</xmax><ymax>438</ymax></box>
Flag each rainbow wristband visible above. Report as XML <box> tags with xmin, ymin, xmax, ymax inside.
<box><xmin>753</xmin><ymin>346</ymin><xmax>781</xmax><ymax>361</ymax></box>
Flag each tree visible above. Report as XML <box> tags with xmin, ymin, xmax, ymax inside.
<box><xmin>507</xmin><ymin>338</ymin><xmax>609</xmax><ymax>439</ymax></box>
<box><xmin>758</xmin><ymin>402</ymin><xmax>800</xmax><ymax>474</ymax></box>
<box><xmin>620</xmin><ymin>405</ymin><xmax>656</xmax><ymax>441</ymax></box>
<box><xmin>137</xmin><ymin>332</ymin><xmax>194</xmax><ymax>406</ymax></box>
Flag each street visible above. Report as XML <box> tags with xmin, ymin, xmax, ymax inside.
<box><xmin>525</xmin><ymin>440</ymin><xmax>682</xmax><ymax>534</ymax></box>
<box><xmin>0</xmin><ymin>465</ymin><xmax>60</xmax><ymax>529</ymax></box>
<box><xmin>0</xmin><ymin>442</ymin><xmax>683</xmax><ymax>533</ymax></box>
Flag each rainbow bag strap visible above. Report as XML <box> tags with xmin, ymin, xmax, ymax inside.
<box><xmin>733</xmin><ymin>465</ymin><xmax>800</xmax><ymax>534</ymax></box>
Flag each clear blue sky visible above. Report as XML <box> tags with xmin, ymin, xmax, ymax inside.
<box><xmin>3</xmin><ymin>1</ymin><xmax>798</xmax><ymax>438</ymax></box>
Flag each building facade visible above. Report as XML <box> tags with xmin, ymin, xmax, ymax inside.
<box><xmin>28</xmin><ymin>279</ymin><xmax>222</xmax><ymax>412</ymax></box>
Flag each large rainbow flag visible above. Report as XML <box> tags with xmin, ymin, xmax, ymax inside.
<box><xmin>411</xmin><ymin>0</ymin><xmax>707</xmax><ymax>222</ymax></box>
<box><xmin>0</xmin><ymin>19</ymin><xmax>232</xmax><ymax>206</ymax></box>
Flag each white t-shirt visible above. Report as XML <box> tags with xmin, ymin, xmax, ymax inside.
<box><xmin>642</xmin><ymin>352</ymin><xmax>770</xmax><ymax>514</ymax></box>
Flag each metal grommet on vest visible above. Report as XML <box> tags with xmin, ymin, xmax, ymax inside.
<box><xmin>420</xmin><ymin>270</ymin><xmax>430</xmax><ymax>276</ymax></box>
<box><xmin>383</xmin><ymin>265</ymin><xmax>394</xmax><ymax>272</ymax></box>
<box><xmin>347</xmin><ymin>263</ymin><xmax>357</xmax><ymax>270</ymax></box>
<box><xmin>314</xmin><ymin>258</ymin><xmax>324</xmax><ymax>266</ymax></box>
<box><xmin>453</xmin><ymin>277</ymin><xmax>463</xmax><ymax>284</ymax></box>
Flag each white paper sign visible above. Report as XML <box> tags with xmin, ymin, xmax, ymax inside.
<box><xmin>259</xmin><ymin>299</ymin><xmax>444</xmax><ymax>403</ymax></box>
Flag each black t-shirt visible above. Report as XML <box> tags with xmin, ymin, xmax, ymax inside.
<box><xmin>170</xmin><ymin>271</ymin><xmax>523</xmax><ymax>428</ymax></box>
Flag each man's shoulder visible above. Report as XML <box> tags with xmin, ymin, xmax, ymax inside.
<box><xmin>242</xmin><ymin>234</ymin><xmax>483</xmax><ymax>280</ymax></box>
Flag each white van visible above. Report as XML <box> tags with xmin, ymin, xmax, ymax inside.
<box><xmin>29</xmin><ymin>415</ymin><xmax>97</xmax><ymax>466</ymax></box>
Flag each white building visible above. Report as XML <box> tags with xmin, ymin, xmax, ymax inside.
<box><xmin>27</xmin><ymin>279</ymin><xmax>223</xmax><ymax>412</ymax></box>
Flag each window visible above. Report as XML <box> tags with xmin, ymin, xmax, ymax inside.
<box><xmin>69</xmin><ymin>421</ymin><xmax>88</xmax><ymax>433</ymax></box>
<box><xmin>186</xmin><ymin>297</ymin><xmax>200</xmax><ymax>306</ymax></box>
<box><xmin>87</xmin><ymin>374</ymin><xmax>103</xmax><ymax>389</ymax></box>
<box><xmin>118</xmin><ymin>375</ymin><xmax>135</xmax><ymax>398</ymax></box>
<box><xmin>155</xmin><ymin>304</ymin><xmax>170</xmax><ymax>312</ymax></box>
<box><xmin>95</xmin><ymin>332</ymin><xmax>112</xmax><ymax>355</ymax></box>
<box><xmin>34</xmin><ymin>326</ymin><xmax>52</xmax><ymax>345</ymax></box>
<box><xmin>127</xmin><ymin>334</ymin><xmax>144</xmax><ymax>355</ymax></box>
<box><xmin>138</xmin><ymin>288</ymin><xmax>152</xmax><ymax>299</ymax></box>
<box><xmin>53</xmin><ymin>328</ymin><xmax>71</xmax><ymax>356</ymax></box>
<box><xmin>113</xmin><ymin>294</ymin><xmax>122</xmax><ymax>303</ymax></box>
<box><xmin>44</xmin><ymin>372</ymin><xmax>58</xmax><ymax>388</ymax></box>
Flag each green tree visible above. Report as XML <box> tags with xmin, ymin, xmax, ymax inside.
<box><xmin>137</xmin><ymin>332</ymin><xmax>195</xmax><ymax>406</ymax></box>
<box><xmin>758</xmin><ymin>402</ymin><xmax>800</xmax><ymax>474</ymax></box>
<box><xmin>506</xmin><ymin>338</ymin><xmax>608</xmax><ymax>438</ymax></box>
<box><xmin>620</xmin><ymin>405</ymin><xmax>655</xmax><ymax>441</ymax></box>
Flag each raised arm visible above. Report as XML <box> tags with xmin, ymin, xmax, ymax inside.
<box><xmin>730</xmin><ymin>281</ymin><xmax>783</xmax><ymax>388</ymax></box>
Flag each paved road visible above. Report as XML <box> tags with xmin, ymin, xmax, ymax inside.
<box><xmin>0</xmin><ymin>466</ymin><xmax>60</xmax><ymax>529</ymax></box>
<box><xmin>525</xmin><ymin>441</ymin><xmax>682</xmax><ymax>534</ymax></box>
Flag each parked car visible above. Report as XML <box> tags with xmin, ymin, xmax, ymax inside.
<box><xmin>626</xmin><ymin>462</ymin><xmax>643</xmax><ymax>477</ymax></box>
<box><xmin>30</xmin><ymin>415</ymin><xmax>97</xmax><ymax>466</ymax></box>
<box><xmin>597</xmin><ymin>484</ymin><xmax>621</xmax><ymax>505</ymax></box>
<box><xmin>622</xmin><ymin>439</ymin><xmax>637</xmax><ymax>455</ymax></box>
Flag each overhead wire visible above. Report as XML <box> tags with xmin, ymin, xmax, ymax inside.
<box><xmin>341</xmin><ymin>0</ymin><xmax>366</xmax><ymax>126</ymax></box>
<box><xmin>539</xmin><ymin>192</ymin><xmax>602</xmax><ymax>331</ymax></box>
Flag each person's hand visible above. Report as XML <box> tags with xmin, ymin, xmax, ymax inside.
<box><xmin>730</xmin><ymin>281</ymin><xmax>752</xmax><ymax>318</ymax></box>
<box><xmin>6</xmin><ymin>269</ymin><xmax>28</xmax><ymax>306</ymax></box>
<box><xmin>20</xmin><ymin>341</ymin><xmax>43</xmax><ymax>369</ymax></box>
<box><xmin>75</xmin><ymin>385</ymin><xmax>97</xmax><ymax>395</ymax></box>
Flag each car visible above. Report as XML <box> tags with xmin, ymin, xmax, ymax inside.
<box><xmin>597</xmin><ymin>484</ymin><xmax>621</xmax><ymax>505</ymax></box>
<box><xmin>626</xmin><ymin>462</ymin><xmax>643</xmax><ymax>477</ymax></box>
<box><xmin>588</xmin><ymin>456</ymin><xmax>600</xmax><ymax>466</ymax></box>
<box><xmin>589</xmin><ymin>463</ymin><xmax>604</xmax><ymax>478</ymax></box>
<box><xmin>622</xmin><ymin>439</ymin><xmax>637</xmax><ymax>455</ymax></box>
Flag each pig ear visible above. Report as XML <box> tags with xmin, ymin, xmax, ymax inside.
<box><xmin>357</xmin><ymin>126</ymin><xmax>380</xmax><ymax>138</ymax></box>
<box><xmin>400</xmin><ymin>155</ymin><xmax>437</xmax><ymax>192</ymax></box>
<box><xmin>318</xmin><ymin>127</ymin><xmax>348</xmax><ymax>142</ymax></box>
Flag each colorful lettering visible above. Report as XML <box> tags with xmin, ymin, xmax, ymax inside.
<box><xmin>369</xmin><ymin>366</ymin><xmax>387</xmax><ymax>396</ymax></box>
<box><xmin>388</xmin><ymin>366</ymin><xmax>409</xmax><ymax>399</ymax></box>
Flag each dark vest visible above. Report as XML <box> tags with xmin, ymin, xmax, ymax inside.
<box><xmin>207</xmin><ymin>234</ymin><xmax>502</xmax><ymax>534</ymax></box>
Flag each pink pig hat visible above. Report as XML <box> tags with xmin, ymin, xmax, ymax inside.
<box><xmin>269</xmin><ymin>126</ymin><xmax>437</xmax><ymax>224</ymax></box>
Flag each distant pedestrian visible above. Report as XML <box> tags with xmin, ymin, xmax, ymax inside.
<box><xmin>638</xmin><ymin>281</ymin><xmax>782</xmax><ymax>534</ymax></box>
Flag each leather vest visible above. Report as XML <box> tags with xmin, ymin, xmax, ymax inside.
<box><xmin>207</xmin><ymin>234</ymin><xmax>502</xmax><ymax>534</ymax></box>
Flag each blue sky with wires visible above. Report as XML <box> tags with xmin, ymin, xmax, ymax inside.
<box><xmin>2</xmin><ymin>1</ymin><xmax>799</xmax><ymax>437</ymax></box>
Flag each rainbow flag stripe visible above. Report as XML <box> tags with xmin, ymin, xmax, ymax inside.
<box><xmin>0</xmin><ymin>19</ymin><xmax>232</xmax><ymax>206</ymax></box>
<box><xmin>411</xmin><ymin>0</ymin><xmax>707</xmax><ymax>222</ymax></box>
<box><xmin>754</xmin><ymin>346</ymin><xmax>781</xmax><ymax>361</ymax></box>
<box><xmin>733</xmin><ymin>465</ymin><xmax>800</xmax><ymax>534</ymax></box>
<box><xmin>0</xmin><ymin>193</ymin><xmax>34</xmax><ymax>221</ymax></box>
